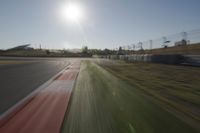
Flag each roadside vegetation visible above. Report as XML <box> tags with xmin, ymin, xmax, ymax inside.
<box><xmin>62</xmin><ymin>60</ymin><xmax>199</xmax><ymax>133</ymax></box>
<box><xmin>97</xmin><ymin>59</ymin><xmax>200</xmax><ymax>130</ymax></box>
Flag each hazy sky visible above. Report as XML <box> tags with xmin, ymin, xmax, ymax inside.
<box><xmin>0</xmin><ymin>0</ymin><xmax>200</xmax><ymax>49</ymax></box>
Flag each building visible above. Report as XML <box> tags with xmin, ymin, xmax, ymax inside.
<box><xmin>175</xmin><ymin>39</ymin><xmax>187</xmax><ymax>46</ymax></box>
<box><xmin>7</xmin><ymin>44</ymin><xmax>34</xmax><ymax>51</ymax></box>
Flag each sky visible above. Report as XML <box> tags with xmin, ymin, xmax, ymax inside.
<box><xmin>0</xmin><ymin>0</ymin><xmax>200</xmax><ymax>50</ymax></box>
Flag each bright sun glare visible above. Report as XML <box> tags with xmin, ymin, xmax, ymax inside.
<box><xmin>60</xmin><ymin>2</ymin><xmax>82</xmax><ymax>22</ymax></box>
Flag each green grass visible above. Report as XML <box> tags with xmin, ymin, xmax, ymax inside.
<box><xmin>97</xmin><ymin>59</ymin><xmax>200</xmax><ymax>129</ymax></box>
<box><xmin>61</xmin><ymin>60</ymin><xmax>198</xmax><ymax>133</ymax></box>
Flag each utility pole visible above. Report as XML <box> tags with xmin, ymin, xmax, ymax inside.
<box><xmin>149</xmin><ymin>40</ymin><xmax>153</xmax><ymax>50</ymax></box>
<box><xmin>181</xmin><ymin>32</ymin><xmax>187</xmax><ymax>41</ymax></box>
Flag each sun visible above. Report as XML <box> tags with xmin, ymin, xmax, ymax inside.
<box><xmin>60</xmin><ymin>2</ymin><xmax>82</xmax><ymax>22</ymax></box>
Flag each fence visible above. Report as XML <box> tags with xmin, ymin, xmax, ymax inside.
<box><xmin>118</xmin><ymin>29</ymin><xmax>200</xmax><ymax>51</ymax></box>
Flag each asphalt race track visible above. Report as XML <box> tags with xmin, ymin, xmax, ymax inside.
<box><xmin>0</xmin><ymin>59</ymin><xmax>81</xmax><ymax>133</ymax></box>
<box><xmin>0</xmin><ymin>57</ymin><xmax>70</xmax><ymax>115</ymax></box>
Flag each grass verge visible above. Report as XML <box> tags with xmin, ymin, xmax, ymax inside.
<box><xmin>96</xmin><ymin>59</ymin><xmax>200</xmax><ymax>130</ymax></box>
<box><xmin>61</xmin><ymin>60</ymin><xmax>198</xmax><ymax>133</ymax></box>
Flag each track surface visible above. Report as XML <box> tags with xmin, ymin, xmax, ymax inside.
<box><xmin>0</xmin><ymin>58</ymin><xmax>81</xmax><ymax>133</ymax></box>
<box><xmin>0</xmin><ymin>57</ymin><xmax>69</xmax><ymax>115</ymax></box>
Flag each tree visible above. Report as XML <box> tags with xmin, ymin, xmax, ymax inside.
<box><xmin>103</xmin><ymin>48</ymin><xmax>110</xmax><ymax>55</ymax></box>
<box><xmin>118</xmin><ymin>46</ymin><xmax>123</xmax><ymax>55</ymax></box>
<box><xmin>82</xmin><ymin>46</ymin><xmax>88</xmax><ymax>54</ymax></box>
<box><xmin>46</xmin><ymin>50</ymin><xmax>50</xmax><ymax>55</ymax></box>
